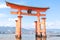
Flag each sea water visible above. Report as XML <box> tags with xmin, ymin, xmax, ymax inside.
<box><xmin>0</xmin><ymin>33</ymin><xmax>60</xmax><ymax>40</ymax></box>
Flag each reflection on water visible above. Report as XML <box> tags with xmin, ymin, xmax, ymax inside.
<box><xmin>15</xmin><ymin>37</ymin><xmax>46</xmax><ymax>40</ymax></box>
<box><xmin>1</xmin><ymin>34</ymin><xmax>60</xmax><ymax>40</ymax></box>
<box><xmin>16</xmin><ymin>38</ymin><xmax>21</xmax><ymax>40</ymax></box>
<box><xmin>36</xmin><ymin>37</ymin><xmax>46</xmax><ymax>40</ymax></box>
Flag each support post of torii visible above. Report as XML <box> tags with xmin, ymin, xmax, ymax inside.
<box><xmin>34</xmin><ymin>21</ymin><xmax>37</xmax><ymax>37</ymax></box>
<box><xmin>15</xmin><ymin>11</ymin><xmax>23</xmax><ymax>39</ymax></box>
<box><xmin>42</xmin><ymin>18</ymin><xmax>46</xmax><ymax>37</ymax></box>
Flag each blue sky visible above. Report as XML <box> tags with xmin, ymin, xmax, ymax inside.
<box><xmin>0</xmin><ymin>0</ymin><xmax>60</xmax><ymax>29</ymax></box>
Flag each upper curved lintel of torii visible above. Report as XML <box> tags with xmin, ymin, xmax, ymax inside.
<box><xmin>6</xmin><ymin>1</ymin><xmax>49</xmax><ymax>12</ymax></box>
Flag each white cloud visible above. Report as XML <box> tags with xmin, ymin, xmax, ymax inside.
<box><xmin>46</xmin><ymin>21</ymin><xmax>60</xmax><ymax>29</ymax></box>
<box><xmin>8</xmin><ymin>18</ymin><xmax>17</xmax><ymax>22</ymax></box>
<box><xmin>0</xmin><ymin>4</ymin><xmax>10</xmax><ymax>8</ymax></box>
<box><xmin>0</xmin><ymin>18</ymin><xmax>17</xmax><ymax>27</ymax></box>
<box><xmin>0</xmin><ymin>17</ymin><xmax>60</xmax><ymax>29</ymax></box>
<box><xmin>6</xmin><ymin>18</ymin><xmax>18</xmax><ymax>27</ymax></box>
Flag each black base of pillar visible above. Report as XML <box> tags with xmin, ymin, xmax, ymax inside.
<box><xmin>35</xmin><ymin>34</ymin><xmax>47</xmax><ymax>38</ymax></box>
<box><xmin>42</xmin><ymin>35</ymin><xmax>47</xmax><ymax>38</ymax></box>
<box><xmin>15</xmin><ymin>35</ymin><xmax>21</xmax><ymax>39</ymax></box>
<box><xmin>36</xmin><ymin>34</ymin><xmax>42</xmax><ymax>38</ymax></box>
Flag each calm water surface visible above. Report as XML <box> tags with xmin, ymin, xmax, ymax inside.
<box><xmin>0</xmin><ymin>34</ymin><xmax>60</xmax><ymax>40</ymax></box>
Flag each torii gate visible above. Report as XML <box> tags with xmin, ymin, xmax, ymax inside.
<box><xmin>6</xmin><ymin>2</ymin><xmax>49</xmax><ymax>38</ymax></box>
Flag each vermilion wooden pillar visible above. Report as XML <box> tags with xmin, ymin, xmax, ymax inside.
<box><xmin>34</xmin><ymin>21</ymin><xmax>37</xmax><ymax>37</ymax></box>
<box><xmin>42</xmin><ymin>18</ymin><xmax>46</xmax><ymax>37</ymax></box>
<box><xmin>15</xmin><ymin>11</ymin><xmax>23</xmax><ymax>38</ymax></box>
<box><xmin>15</xmin><ymin>16</ymin><xmax>23</xmax><ymax>39</ymax></box>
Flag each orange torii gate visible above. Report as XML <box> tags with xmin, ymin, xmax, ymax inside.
<box><xmin>6</xmin><ymin>2</ymin><xmax>49</xmax><ymax>38</ymax></box>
